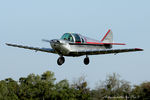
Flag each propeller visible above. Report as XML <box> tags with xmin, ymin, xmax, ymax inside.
<box><xmin>42</xmin><ymin>39</ymin><xmax>51</xmax><ymax>43</ymax></box>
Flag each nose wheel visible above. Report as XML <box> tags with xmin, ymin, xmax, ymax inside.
<box><xmin>84</xmin><ymin>56</ymin><xmax>90</xmax><ymax>65</ymax></box>
<box><xmin>57</xmin><ymin>56</ymin><xmax>65</xmax><ymax>66</ymax></box>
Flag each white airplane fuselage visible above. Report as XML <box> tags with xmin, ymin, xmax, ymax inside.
<box><xmin>50</xmin><ymin>39</ymin><xmax>110</xmax><ymax>57</ymax></box>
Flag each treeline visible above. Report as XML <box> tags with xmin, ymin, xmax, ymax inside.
<box><xmin>0</xmin><ymin>71</ymin><xmax>150</xmax><ymax>100</ymax></box>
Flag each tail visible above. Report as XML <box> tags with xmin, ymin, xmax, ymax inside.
<box><xmin>101</xmin><ymin>29</ymin><xmax>126</xmax><ymax>47</ymax></box>
<box><xmin>101</xmin><ymin>29</ymin><xmax>113</xmax><ymax>43</ymax></box>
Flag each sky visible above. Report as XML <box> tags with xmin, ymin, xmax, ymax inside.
<box><xmin>0</xmin><ymin>0</ymin><xmax>149</xmax><ymax>88</ymax></box>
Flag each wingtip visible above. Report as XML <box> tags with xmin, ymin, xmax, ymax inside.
<box><xmin>135</xmin><ymin>48</ymin><xmax>144</xmax><ymax>51</ymax></box>
<box><xmin>5</xmin><ymin>43</ymin><xmax>9</xmax><ymax>46</ymax></box>
<box><xmin>5</xmin><ymin>43</ymin><xmax>14</xmax><ymax>46</ymax></box>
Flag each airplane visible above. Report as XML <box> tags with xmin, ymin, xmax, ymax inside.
<box><xmin>6</xmin><ymin>29</ymin><xmax>143</xmax><ymax>66</ymax></box>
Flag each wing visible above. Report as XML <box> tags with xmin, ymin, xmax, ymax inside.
<box><xmin>69</xmin><ymin>48</ymin><xmax>143</xmax><ymax>56</ymax></box>
<box><xmin>6</xmin><ymin>43</ymin><xmax>57</xmax><ymax>54</ymax></box>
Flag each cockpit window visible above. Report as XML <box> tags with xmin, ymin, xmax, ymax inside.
<box><xmin>81</xmin><ymin>38</ymin><xmax>85</xmax><ymax>43</ymax></box>
<box><xmin>72</xmin><ymin>34</ymin><xmax>81</xmax><ymax>42</ymax></box>
<box><xmin>61</xmin><ymin>33</ymin><xmax>74</xmax><ymax>42</ymax></box>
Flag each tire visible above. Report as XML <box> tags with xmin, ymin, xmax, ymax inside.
<box><xmin>57</xmin><ymin>57</ymin><xmax>65</xmax><ymax>66</ymax></box>
<box><xmin>84</xmin><ymin>57</ymin><xmax>89</xmax><ymax>65</ymax></box>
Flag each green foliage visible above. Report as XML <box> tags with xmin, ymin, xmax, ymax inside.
<box><xmin>132</xmin><ymin>82</ymin><xmax>150</xmax><ymax>100</ymax></box>
<box><xmin>0</xmin><ymin>71</ymin><xmax>150</xmax><ymax>100</ymax></box>
<box><xmin>0</xmin><ymin>78</ymin><xmax>19</xmax><ymax>100</ymax></box>
<box><xmin>71</xmin><ymin>76</ymin><xmax>90</xmax><ymax>100</ymax></box>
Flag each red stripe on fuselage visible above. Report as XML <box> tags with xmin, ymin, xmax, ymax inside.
<box><xmin>86</xmin><ymin>42</ymin><xmax>102</xmax><ymax>44</ymax></box>
<box><xmin>86</xmin><ymin>42</ymin><xmax>125</xmax><ymax>45</ymax></box>
<box><xmin>76</xmin><ymin>42</ymin><xmax>81</xmax><ymax>43</ymax></box>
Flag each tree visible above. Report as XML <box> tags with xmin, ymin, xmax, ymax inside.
<box><xmin>71</xmin><ymin>76</ymin><xmax>90</xmax><ymax>100</ymax></box>
<box><xmin>92</xmin><ymin>73</ymin><xmax>131</xmax><ymax>100</ymax></box>
<box><xmin>1</xmin><ymin>70</ymin><xmax>150</xmax><ymax>100</ymax></box>
<box><xmin>132</xmin><ymin>82</ymin><xmax>150</xmax><ymax>100</ymax></box>
<box><xmin>0</xmin><ymin>80</ymin><xmax>9</xmax><ymax>100</ymax></box>
<box><xmin>54</xmin><ymin>79</ymin><xmax>73</xmax><ymax>100</ymax></box>
<box><xmin>18</xmin><ymin>71</ymin><xmax>56</xmax><ymax>100</ymax></box>
<box><xmin>0</xmin><ymin>78</ymin><xmax>19</xmax><ymax>100</ymax></box>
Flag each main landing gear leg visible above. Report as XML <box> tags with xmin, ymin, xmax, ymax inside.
<box><xmin>57</xmin><ymin>56</ymin><xmax>65</xmax><ymax>66</ymax></box>
<box><xmin>84</xmin><ymin>55</ymin><xmax>90</xmax><ymax>65</ymax></box>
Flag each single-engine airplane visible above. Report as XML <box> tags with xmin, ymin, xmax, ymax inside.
<box><xmin>6</xmin><ymin>29</ymin><xmax>143</xmax><ymax>66</ymax></box>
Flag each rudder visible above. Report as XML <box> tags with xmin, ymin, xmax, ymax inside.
<box><xmin>101</xmin><ymin>29</ymin><xmax>113</xmax><ymax>43</ymax></box>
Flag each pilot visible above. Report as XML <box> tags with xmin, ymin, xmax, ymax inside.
<box><xmin>69</xmin><ymin>37</ymin><xmax>73</xmax><ymax>42</ymax></box>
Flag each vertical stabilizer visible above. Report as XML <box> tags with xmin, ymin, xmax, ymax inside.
<box><xmin>101</xmin><ymin>29</ymin><xmax>113</xmax><ymax>43</ymax></box>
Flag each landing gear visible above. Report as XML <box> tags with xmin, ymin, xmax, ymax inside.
<box><xmin>57</xmin><ymin>56</ymin><xmax>90</xmax><ymax>66</ymax></box>
<box><xmin>57</xmin><ymin>56</ymin><xmax>65</xmax><ymax>66</ymax></box>
<box><xmin>84</xmin><ymin>56</ymin><xmax>90</xmax><ymax>65</ymax></box>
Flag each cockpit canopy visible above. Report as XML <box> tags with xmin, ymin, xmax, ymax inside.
<box><xmin>61</xmin><ymin>33</ymin><xmax>85</xmax><ymax>43</ymax></box>
<box><xmin>61</xmin><ymin>33</ymin><xmax>74</xmax><ymax>42</ymax></box>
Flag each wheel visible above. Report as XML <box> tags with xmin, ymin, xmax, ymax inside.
<box><xmin>84</xmin><ymin>57</ymin><xmax>90</xmax><ymax>65</ymax></box>
<box><xmin>57</xmin><ymin>57</ymin><xmax>65</xmax><ymax>65</ymax></box>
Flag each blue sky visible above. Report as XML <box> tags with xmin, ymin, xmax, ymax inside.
<box><xmin>0</xmin><ymin>0</ymin><xmax>149</xmax><ymax>88</ymax></box>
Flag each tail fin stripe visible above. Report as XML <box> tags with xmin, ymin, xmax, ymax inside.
<box><xmin>101</xmin><ymin>29</ymin><xmax>111</xmax><ymax>42</ymax></box>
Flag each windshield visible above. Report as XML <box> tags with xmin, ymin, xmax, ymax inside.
<box><xmin>61</xmin><ymin>33</ymin><xmax>74</xmax><ymax>42</ymax></box>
